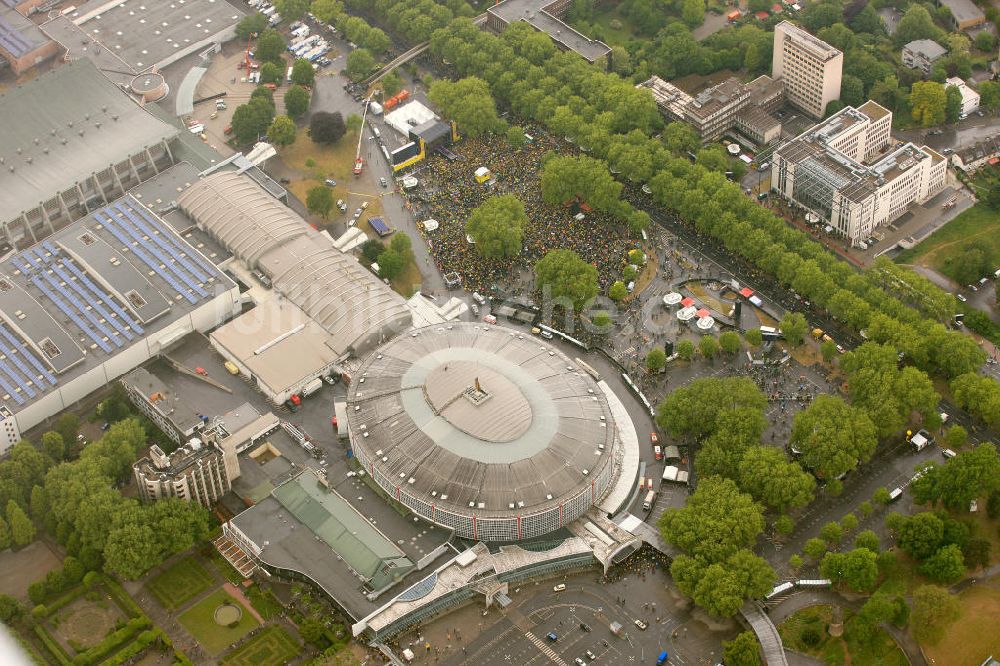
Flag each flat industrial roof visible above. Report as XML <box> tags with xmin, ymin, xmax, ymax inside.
<box><xmin>66</xmin><ymin>0</ymin><xmax>243</xmax><ymax>71</ymax></box>
<box><xmin>904</xmin><ymin>39</ymin><xmax>947</xmax><ymax>60</ymax></box>
<box><xmin>0</xmin><ymin>58</ymin><xmax>179</xmax><ymax>225</ymax></box>
<box><xmin>938</xmin><ymin>0</ymin><xmax>984</xmax><ymax>23</ymax></box>
<box><xmin>489</xmin><ymin>0</ymin><xmax>610</xmax><ymax>62</ymax></box>
<box><xmin>210</xmin><ymin>298</ymin><xmax>342</xmax><ymax>395</ymax></box>
<box><xmin>0</xmin><ymin>164</ymin><xmax>235</xmax><ymax>414</ymax></box>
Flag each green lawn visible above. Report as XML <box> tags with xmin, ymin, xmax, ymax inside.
<box><xmin>178</xmin><ymin>589</ymin><xmax>259</xmax><ymax>655</ymax></box>
<box><xmin>145</xmin><ymin>556</ymin><xmax>214</xmax><ymax>610</ymax></box>
<box><xmin>778</xmin><ymin>604</ymin><xmax>907</xmax><ymax>666</ymax></box>
<box><xmin>221</xmin><ymin>625</ymin><xmax>300</xmax><ymax>666</ymax></box>
<box><xmin>895</xmin><ymin>204</ymin><xmax>1000</xmax><ymax>283</ymax></box>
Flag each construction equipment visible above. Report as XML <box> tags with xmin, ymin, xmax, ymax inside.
<box><xmin>354</xmin><ymin>94</ymin><xmax>371</xmax><ymax>175</ymax></box>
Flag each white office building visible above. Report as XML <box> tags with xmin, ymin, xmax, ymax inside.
<box><xmin>771</xmin><ymin>101</ymin><xmax>947</xmax><ymax>245</ymax></box>
<box><xmin>772</xmin><ymin>21</ymin><xmax>843</xmax><ymax>119</ymax></box>
<box><xmin>946</xmin><ymin>77</ymin><xmax>980</xmax><ymax>115</ymax></box>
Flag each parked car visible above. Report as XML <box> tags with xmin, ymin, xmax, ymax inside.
<box><xmin>634</xmin><ymin>619</ymin><xmax>648</xmax><ymax>630</ymax></box>
<box><xmin>379</xmin><ymin>177</ymin><xmax>388</xmax><ymax>188</ymax></box>
<box><xmin>325</xmin><ymin>178</ymin><xmax>337</xmax><ymax>187</ymax></box>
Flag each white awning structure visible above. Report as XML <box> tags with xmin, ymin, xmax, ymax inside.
<box><xmin>677</xmin><ymin>305</ymin><xmax>697</xmax><ymax>321</ymax></box>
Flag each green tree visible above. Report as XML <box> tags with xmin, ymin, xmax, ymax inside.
<box><xmin>389</xmin><ymin>233</ymin><xmax>412</xmax><ymax>257</ymax></box>
<box><xmin>260</xmin><ymin>62</ymin><xmax>283</xmax><ymax>85</ymax></box>
<box><xmin>534</xmin><ymin>249</ymin><xmax>598</xmax><ymax>311</ymax></box>
<box><xmin>306</xmin><ymin>185</ymin><xmax>334</xmax><ymax>219</ymax></box>
<box><xmin>429</xmin><ymin>76</ymin><xmax>503</xmax><ymax>137</ymax></box>
<box><xmin>681</xmin><ymin>0</ymin><xmax>705</xmax><ymax>27</ymax></box>
<box><xmin>820</xmin><ymin>547</ymin><xmax>879</xmax><ymax>591</ymax></box>
<box><xmin>895</xmin><ymin>5</ymin><xmax>942</xmax><ymax>45</ymax></box>
<box><xmin>656</xmin><ymin>377</ymin><xmax>766</xmax><ymax>440</ymax></box>
<box><xmin>962</xmin><ymin>537</ymin><xmax>991</xmax><ymax>570</ymax></box>
<box><xmin>346</xmin><ymin>48</ymin><xmax>376</xmax><ymax>81</ymax></box>
<box><xmin>944</xmin><ymin>425</ymin><xmax>967</xmax><ymax>450</ymax></box>
<box><xmin>745</xmin><ymin>328</ymin><xmax>763</xmax><ymax>347</ymax></box>
<box><xmin>858</xmin><ymin>500</ymin><xmax>873</xmax><ymax>519</ymax></box>
<box><xmin>779</xmin><ymin>312</ymin><xmax>808</xmax><ymax>347</ymax></box>
<box><xmin>300</xmin><ymin>617</ymin><xmax>327</xmax><ymax>646</ymax></box>
<box><xmin>930</xmin><ymin>443</ymin><xmax>1000</xmax><ymax>511</ymax></box>
<box><xmin>465</xmin><ymin>195</ymin><xmax>527</xmax><ymax>258</ymax></box>
<box><xmin>310</xmin><ymin>0</ymin><xmax>344</xmax><ymax>23</ymax></box>
<box><xmin>978</xmin><ymin>81</ymin><xmax>1000</xmax><ymax>112</ymax></box>
<box><xmin>873</xmin><ymin>486</ymin><xmax>891</xmax><ymax>506</ymax></box>
<box><xmin>803</xmin><ymin>2</ymin><xmax>842</xmax><ymax>31</ymax></box>
<box><xmin>235</xmin><ymin>13</ymin><xmax>268</xmax><ymax>41</ymax></box>
<box><xmin>6</xmin><ymin>500</ymin><xmax>33</xmax><ymax>547</ymax></box>
<box><xmin>102</xmin><ymin>522</ymin><xmax>159</xmax><ymax>579</ymax></box>
<box><xmin>840</xmin><ymin>74</ymin><xmax>865</xmax><ymax>107</ymax></box>
<box><xmin>850</xmin><ymin>4</ymin><xmax>885</xmax><ymax>34</ymax></box>
<box><xmin>255</xmin><ymin>29</ymin><xmax>286</xmax><ymax>65</ymax></box>
<box><xmin>945</xmin><ymin>84</ymin><xmax>963</xmax><ymax>123</ymax></box>
<box><xmin>376</xmin><ymin>249</ymin><xmax>405</xmax><ymax>280</ymax></box>
<box><xmin>919</xmin><ymin>544</ymin><xmax>965</xmax><ymax>583</ymax></box>
<box><xmin>0</xmin><ymin>594</ymin><xmax>22</xmax><ymax>623</ymax></box>
<box><xmin>677</xmin><ymin>339</ymin><xmax>695</xmax><ymax>361</ymax></box>
<box><xmin>719</xmin><ymin>331</ymin><xmax>741</xmax><ymax>355</ymax></box>
<box><xmin>775</xmin><ymin>515</ymin><xmax>794</xmax><ymax>535</ymax></box>
<box><xmin>54</xmin><ymin>414</ymin><xmax>79</xmax><ymax>451</ymax></box>
<box><xmin>380</xmin><ymin>71</ymin><xmax>403</xmax><ymax>96</ymax></box>
<box><xmin>506</xmin><ymin>125</ymin><xmax>526</xmax><ymax>148</ymax></box>
<box><xmin>790</xmin><ymin>395</ymin><xmax>877</xmax><ymax>479</ymax></box>
<box><xmin>309</xmin><ymin>111</ymin><xmax>346</xmax><ymax>144</ymax></box>
<box><xmin>646</xmin><ymin>348</ymin><xmax>666</xmax><ymax>373</ymax></box>
<box><xmin>275</xmin><ymin>0</ymin><xmax>310</xmax><ymax>21</ymax></box>
<box><xmin>841</xmin><ymin>513</ymin><xmax>859</xmax><ymax>533</ymax></box>
<box><xmin>820</xmin><ymin>521</ymin><xmax>844</xmax><ymax>546</ymax></box>
<box><xmin>910</xmin><ymin>81</ymin><xmax>947</xmax><ymax>127</ymax></box>
<box><xmin>820</xmin><ymin>339</ymin><xmax>837</xmax><ymax>363</ymax></box>
<box><xmin>0</xmin><ymin>515</ymin><xmax>9</xmax><ymax>550</ymax></box>
<box><xmin>738</xmin><ymin>446</ymin><xmax>815</xmax><ymax>512</ymax></box>
<box><xmin>345</xmin><ymin>113</ymin><xmax>363</xmax><ymax>134</ymax></box>
<box><xmin>291</xmin><ymin>58</ymin><xmax>315</xmax><ymax>87</ymax></box>
<box><xmin>723</xmin><ymin>631</ymin><xmax>762</xmax><ymax>666</ymax></box>
<box><xmin>911</xmin><ymin>585</ymin><xmax>960</xmax><ymax>644</ymax></box>
<box><xmin>804</xmin><ymin>537</ymin><xmax>828</xmax><ymax>561</ymax></box>
<box><xmin>855</xmin><ymin>529</ymin><xmax>880</xmax><ymax>553</ymax></box>
<box><xmin>789</xmin><ymin>553</ymin><xmax>804</xmax><ymax>571</ymax></box>
<box><xmin>361</xmin><ymin>238</ymin><xmax>384</xmax><ymax>263</ymax></box>
<box><xmin>231</xmin><ymin>98</ymin><xmax>275</xmax><ymax>145</ymax></box>
<box><xmin>608</xmin><ymin>281</ymin><xmax>628</xmax><ymax>302</ymax></box>
<box><xmin>897</xmin><ymin>512</ymin><xmax>944</xmax><ymax>560</ymax></box>
<box><xmin>699</xmin><ymin>335</ymin><xmax>719</xmax><ymax>360</ymax></box>
<box><xmin>540</xmin><ymin>155</ymin><xmax>623</xmax><ymax>214</ymax></box>
<box><xmin>41</xmin><ymin>432</ymin><xmax>65</xmax><ymax>462</ymax></box>
<box><xmin>267</xmin><ymin>115</ymin><xmax>297</xmax><ymax>146</ymax></box>
<box><xmin>661</xmin><ymin>122</ymin><xmax>700</xmax><ymax>156</ymax></box>
<box><xmin>659</xmin><ymin>477</ymin><xmax>764</xmax><ymax>562</ymax></box>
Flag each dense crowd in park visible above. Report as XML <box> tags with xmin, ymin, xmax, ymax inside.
<box><xmin>403</xmin><ymin>131</ymin><xmax>636</xmax><ymax>296</ymax></box>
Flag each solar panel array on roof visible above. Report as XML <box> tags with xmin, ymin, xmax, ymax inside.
<box><xmin>0</xmin><ymin>14</ymin><xmax>32</xmax><ymax>57</ymax></box>
<box><xmin>93</xmin><ymin>197</ymin><xmax>221</xmax><ymax>305</ymax></box>
<box><xmin>0</xmin><ymin>321</ymin><xmax>57</xmax><ymax>406</ymax></box>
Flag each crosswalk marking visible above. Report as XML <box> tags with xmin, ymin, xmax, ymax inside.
<box><xmin>524</xmin><ymin>632</ymin><xmax>569</xmax><ymax>666</ymax></box>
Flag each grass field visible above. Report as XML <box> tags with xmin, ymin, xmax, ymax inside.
<box><xmin>923</xmin><ymin>574</ymin><xmax>1000</xmax><ymax>663</ymax></box>
<box><xmin>178</xmin><ymin>589</ymin><xmax>259</xmax><ymax>655</ymax></box>
<box><xmin>895</xmin><ymin>204</ymin><xmax>1000</xmax><ymax>283</ymax></box>
<box><xmin>778</xmin><ymin>604</ymin><xmax>907</xmax><ymax>666</ymax></box>
<box><xmin>221</xmin><ymin>626</ymin><xmax>300</xmax><ymax>666</ymax></box>
<box><xmin>146</xmin><ymin>556</ymin><xmax>215</xmax><ymax>611</ymax></box>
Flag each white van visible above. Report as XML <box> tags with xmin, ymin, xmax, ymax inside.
<box><xmin>642</xmin><ymin>490</ymin><xmax>657</xmax><ymax>512</ymax></box>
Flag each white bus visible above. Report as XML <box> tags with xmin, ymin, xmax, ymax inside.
<box><xmin>764</xmin><ymin>582</ymin><xmax>794</xmax><ymax>601</ymax></box>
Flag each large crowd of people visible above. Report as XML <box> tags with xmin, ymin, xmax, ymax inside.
<box><xmin>403</xmin><ymin>129</ymin><xmax>637</xmax><ymax>296</ymax></box>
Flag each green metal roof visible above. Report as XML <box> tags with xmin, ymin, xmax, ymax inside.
<box><xmin>273</xmin><ymin>474</ymin><xmax>414</xmax><ymax>589</ymax></box>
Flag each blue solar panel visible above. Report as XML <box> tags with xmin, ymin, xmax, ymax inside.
<box><xmin>0</xmin><ymin>345</ymin><xmax>36</xmax><ymax>399</ymax></box>
<box><xmin>125</xmin><ymin>197</ymin><xmax>219</xmax><ymax>280</ymax></box>
<box><xmin>60</xmin><ymin>256</ymin><xmax>144</xmax><ymax>335</ymax></box>
<box><xmin>35</xmin><ymin>255</ymin><xmax>123</xmax><ymax>349</ymax></box>
<box><xmin>0</xmin><ymin>364</ymin><xmax>26</xmax><ymax>405</ymax></box>
<box><xmin>0</xmin><ymin>16</ymin><xmax>32</xmax><ymax>59</ymax></box>
<box><xmin>113</xmin><ymin>203</ymin><xmax>209</xmax><ymax>298</ymax></box>
<box><xmin>95</xmin><ymin>210</ymin><xmax>198</xmax><ymax>305</ymax></box>
<box><xmin>31</xmin><ymin>275</ymin><xmax>113</xmax><ymax>353</ymax></box>
<box><xmin>120</xmin><ymin>200</ymin><xmax>210</xmax><ymax>283</ymax></box>
<box><xmin>0</xmin><ymin>325</ymin><xmax>56</xmax><ymax>386</ymax></box>
<box><xmin>33</xmin><ymin>247</ymin><xmax>133</xmax><ymax>341</ymax></box>
<box><xmin>106</xmin><ymin>205</ymin><xmax>208</xmax><ymax>300</ymax></box>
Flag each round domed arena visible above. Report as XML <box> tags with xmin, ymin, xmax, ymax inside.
<box><xmin>346</xmin><ymin>322</ymin><xmax>620</xmax><ymax>542</ymax></box>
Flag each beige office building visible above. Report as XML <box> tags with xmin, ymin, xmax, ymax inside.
<box><xmin>772</xmin><ymin>21</ymin><xmax>843</xmax><ymax>119</ymax></box>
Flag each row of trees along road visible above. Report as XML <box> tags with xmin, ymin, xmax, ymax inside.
<box><xmin>428</xmin><ymin>18</ymin><xmax>995</xmax><ymax>392</ymax></box>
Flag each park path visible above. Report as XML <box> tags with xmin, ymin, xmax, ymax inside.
<box><xmin>125</xmin><ymin>551</ymin><xmax>225</xmax><ymax>665</ymax></box>
<box><xmin>223</xmin><ymin>581</ymin><xmax>263</xmax><ymax>623</ymax></box>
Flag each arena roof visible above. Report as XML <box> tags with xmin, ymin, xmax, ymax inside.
<box><xmin>346</xmin><ymin>323</ymin><xmax>616</xmax><ymax>519</ymax></box>
<box><xmin>178</xmin><ymin>171</ymin><xmax>412</xmax><ymax>357</ymax></box>
<box><xmin>0</xmin><ymin>58</ymin><xmax>179</xmax><ymax>226</ymax></box>
<box><xmin>66</xmin><ymin>0</ymin><xmax>244</xmax><ymax>72</ymax></box>
<box><xmin>0</xmin><ymin>166</ymin><xmax>234</xmax><ymax>414</ymax></box>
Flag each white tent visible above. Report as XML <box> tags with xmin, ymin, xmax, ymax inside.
<box><xmin>384</xmin><ymin>101</ymin><xmax>438</xmax><ymax>137</ymax></box>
